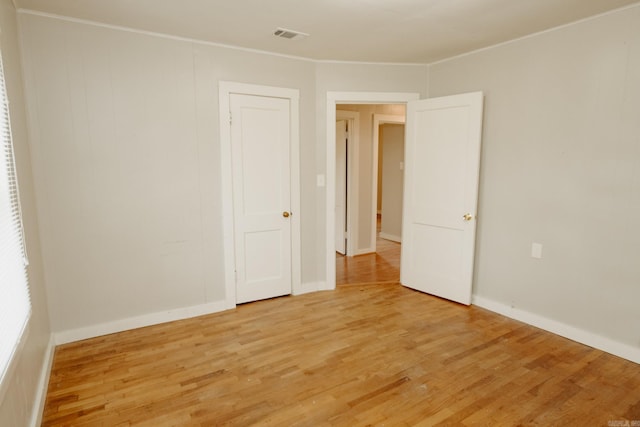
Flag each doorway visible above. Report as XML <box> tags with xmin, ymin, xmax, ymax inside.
<box><xmin>325</xmin><ymin>92</ymin><xmax>419</xmax><ymax>291</ymax></box>
<box><xmin>326</xmin><ymin>91</ymin><xmax>484</xmax><ymax>306</ymax></box>
<box><xmin>334</xmin><ymin>103</ymin><xmax>406</xmax><ymax>286</ymax></box>
<box><xmin>374</xmin><ymin>115</ymin><xmax>406</xmax><ymax>245</ymax></box>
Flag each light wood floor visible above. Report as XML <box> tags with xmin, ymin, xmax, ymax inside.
<box><xmin>336</xmin><ymin>216</ymin><xmax>400</xmax><ymax>286</ymax></box>
<box><xmin>43</xmin><ymin>284</ymin><xmax>640</xmax><ymax>426</ymax></box>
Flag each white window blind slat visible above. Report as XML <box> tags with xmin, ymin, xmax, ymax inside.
<box><xmin>0</xmin><ymin>48</ymin><xmax>31</xmax><ymax>384</ymax></box>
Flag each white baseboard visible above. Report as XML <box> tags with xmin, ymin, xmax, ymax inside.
<box><xmin>53</xmin><ymin>284</ymin><xmax>334</xmax><ymax>345</ymax></box>
<box><xmin>294</xmin><ymin>281</ymin><xmax>321</xmax><ymax>295</ymax></box>
<box><xmin>54</xmin><ymin>300</ymin><xmax>230</xmax><ymax>345</ymax></box>
<box><xmin>472</xmin><ymin>295</ymin><xmax>640</xmax><ymax>365</ymax></box>
<box><xmin>30</xmin><ymin>335</ymin><xmax>55</xmax><ymax>427</ymax></box>
<box><xmin>317</xmin><ymin>281</ymin><xmax>331</xmax><ymax>291</ymax></box>
<box><xmin>297</xmin><ymin>281</ymin><xmax>329</xmax><ymax>292</ymax></box>
<box><xmin>378</xmin><ymin>232</ymin><xmax>401</xmax><ymax>243</ymax></box>
<box><xmin>354</xmin><ymin>247</ymin><xmax>375</xmax><ymax>256</ymax></box>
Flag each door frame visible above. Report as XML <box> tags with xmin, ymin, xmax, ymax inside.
<box><xmin>325</xmin><ymin>92</ymin><xmax>420</xmax><ymax>290</ymax></box>
<box><xmin>336</xmin><ymin>110</ymin><xmax>360</xmax><ymax>256</ymax></box>
<box><xmin>372</xmin><ymin>114</ymin><xmax>406</xmax><ymax>248</ymax></box>
<box><xmin>220</xmin><ymin>81</ymin><xmax>301</xmax><ymax>309</ymax></box>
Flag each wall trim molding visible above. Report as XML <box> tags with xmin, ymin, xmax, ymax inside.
<box><xmin>426</xmin><ymin>3</ymin><xmax>640</xmax><ymax>67</ymax></box>
<box><xmin>378</xmin><ymin>232</ymin><xmax>401</xmax><ymax>243</ymax></box>
<box><xmin>472</xmin><ymin>295</ymin><xmax>640</xmax><ymax>365</ymax></box>
<box><xmin>17</xmin><ymin>9</ymin><xmax>317</xmax><ymax>63</ymax></box>
<box><xmin>293</xmin><ymin>281</ymin><xmax>322</xmax><ymax>296</ymax></box>
<box><xmin>316</xmin><ymin>281</ymin><xmax>331</xmax><ymax>291</ymax></box>
<box><xmin>353</xmin><ymin>247</ymin><xmax>375</xmax><ymax>256</ymax></box>
<box><xmin>53</xmin><ymin>282</ymin><xmax>327</xmax><ymax>345</ymax></box>
<box><xmin>53</xmin><ymin>300</ymin><xmax>230</xmax><ymax>345</ymax></box>
<box><xmin>19</xmin><ymin>4</ymin><xmax>640</xmax><ymax>68</ymax></box>
<box><xmin>29</xmin><ymin>335</ymin><xmax>55</xmax><ymax>427</ymax></box>
<box><xmin>16</xmin><ymin>9</ymin><xmax>427</xmax><ymax>66</ymax></box>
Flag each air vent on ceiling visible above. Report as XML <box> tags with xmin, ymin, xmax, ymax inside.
<box><xmin>273</xmin><ymin>27</ymin><xmax>309</xmax><ymax>40</ymax></box>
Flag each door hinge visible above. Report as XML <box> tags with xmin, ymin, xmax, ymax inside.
<box><xmin>229</xmin><ymin>112</ymin><xmax>232</xmax><ymax>125</ymax></box>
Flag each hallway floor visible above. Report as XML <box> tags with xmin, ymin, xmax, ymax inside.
<box><xmin>336</xmin><ymin>216</ymin><xmax>400</xmax><ymax>285</ymax></box>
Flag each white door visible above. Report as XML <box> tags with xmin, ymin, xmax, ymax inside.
<box><xmin>400</xmin><ymin>92</ymin><xmax>484</xmax><ymax>305</ymax></box>
<box><xmin>335</xmin><ymin>120</ymin><xmax>347</xmax><ymax>255</ymax></box>
<box><xmin>230</xmin><ymin>93</ymin><xmax>292</xmax><ymax>304</ymax></box>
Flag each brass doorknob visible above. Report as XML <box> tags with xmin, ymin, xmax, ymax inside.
<box><xmin>463</xmin><ymin>213</ymin><xmax>474</xmax><ymax>221</ymax></box>
<box><xmin>283</xmin><ymin>211</ymin><xmax>291</xmax><ymax>218</ymax></box>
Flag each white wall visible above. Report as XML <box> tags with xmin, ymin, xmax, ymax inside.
<box><xmin>380</xmin><ymin>123</ymin><xmax>404</xmax><ymax>241</ymax></box>
<box><xmin>18</xmin><ymin>12</ymin><xmax>317</xmax><ymax>334</ymax></box>
<box><xmin>0</xmin><ymin>1</ymin><xmax>51</xmax><ymax>426</ymax></box>
<box><xmin>428</xmin><ymin>5</ymin><xmax>640</xmax><ymax>351</ymax></box>
<box><xmin>18</xmin><ymin>13</ymin><xmax>428</xmax><ymax>336</ymax></box>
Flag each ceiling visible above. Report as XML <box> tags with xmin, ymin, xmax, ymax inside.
<box><xmin>14</xmin><ymin>0</ymin><xmax>640</xmax><ymax>63</ymax></box>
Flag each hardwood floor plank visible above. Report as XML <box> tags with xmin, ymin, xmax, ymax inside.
<box><xmin>336</xmin><ymin>215</ymin><xmax>400</xmax><ymax>286</ymax></box>
<box><xmin>42</xmin><ymin>285</ymin><xmax>640</xmax><ymax>426</ymax></box>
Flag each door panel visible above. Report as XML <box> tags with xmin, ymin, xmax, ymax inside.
<box><xmin>240</xmin><ymin>107</ymin><xmax>282</xmax><ymax>215</ymax></box>
<box><xmin>335</xmin><ymin>120</ymin><xmax>347</xmax><ymax>255</ymax></box>
<box><xmin>230</xmin><ymin>93</ymin><xmax>292</xmax><ymax>304</ymax></box>
<box><xmin>401</xmin><ymin>92</ymin><xmax>483</xmax><ymax>305</ymax></box>
<box><xmin>244</xmin><ymin>230</ymin><xmax>282</xmax><ymax>282</ymax></box>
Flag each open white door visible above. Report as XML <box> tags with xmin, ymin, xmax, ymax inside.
<box><xmin>400</xmin><ymin>92</ymin><xmax>483</xmax><ymax>305</ymax></box>
<box><xmin>230</xmin><ymin>93</ymin><xmax>292</xmax><ymax>304</ymax></box>
<box><xmin>335</xmin><ymin>120</ymin><xmax>347</xmax><ymax>255</ymax></box>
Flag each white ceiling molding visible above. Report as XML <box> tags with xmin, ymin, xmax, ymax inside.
<box><xmin>15</xmin><ymin>0</ymin><xmax>640</xmax><ymax>64</ymax></box>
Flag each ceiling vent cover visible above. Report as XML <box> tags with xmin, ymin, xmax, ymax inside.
<box><xmin>274</xmin><ymin>27</ymin><xmax>309</xmax><ymax>40</ymax></box>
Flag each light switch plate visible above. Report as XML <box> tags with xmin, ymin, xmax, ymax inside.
<box><xmin>316</xmin><ymin>174</ymin><xmax>325</xmax><ymax>187</ymax></box>
<box><xmin>531</xmin><ymin>243</ymin><xmax>543</xmax><ymax>259</ymax></box>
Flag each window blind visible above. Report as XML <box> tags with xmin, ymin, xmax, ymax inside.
<box><xmin>0</xmin><ymin>50</ymin><xmax>31</xmax><ymax>384</ymax></box>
